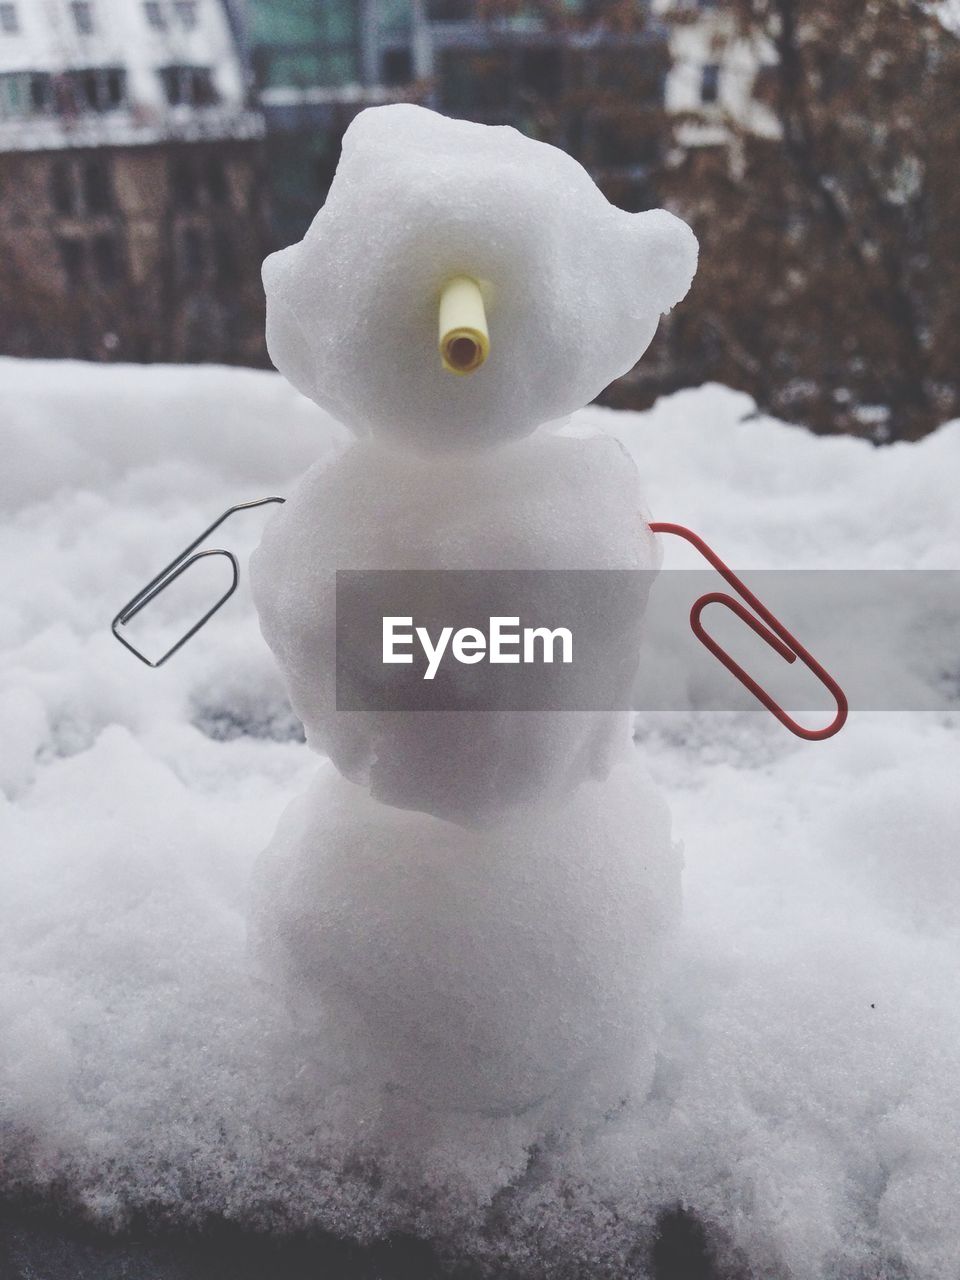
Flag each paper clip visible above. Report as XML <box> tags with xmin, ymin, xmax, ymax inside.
<box><xmin>111</xmin><ymin>496</ymin><xmax>286</xmax><ymax>668</ymax></box>
<box><xmin>649</xmin><ymin>522</ymin><xmax>848</xmax><ymax>741</ymax></box>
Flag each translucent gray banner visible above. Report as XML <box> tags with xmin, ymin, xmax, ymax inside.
<box><xmin>334</xmin><ymin>570</ymin><xmax>960</xmax><ymax>714</ymax></box>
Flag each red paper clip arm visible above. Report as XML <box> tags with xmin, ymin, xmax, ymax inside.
<box><xmin>648</xmin><ymin>522</ymin><xmax>848</xmax><ymax>741</ymax></box>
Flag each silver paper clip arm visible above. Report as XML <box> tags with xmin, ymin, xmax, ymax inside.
<box><xmin>111</xmin><ymin>496</ymin><xmax>286</xmax><ymax>668</ymax></box>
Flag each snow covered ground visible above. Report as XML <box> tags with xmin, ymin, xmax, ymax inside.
<box><xmin>1</xmin><ymin>357</ymin><xmax>958</xmax><ymax>1278</ymax></box>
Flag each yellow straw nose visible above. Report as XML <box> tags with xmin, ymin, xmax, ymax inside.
<box><xmin>438</xmin><ymin>276</ymin><xmax>489</xmax><ymax>375</ymax></box>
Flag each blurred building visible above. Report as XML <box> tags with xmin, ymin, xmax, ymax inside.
<box><xmin>240</xmin><ymin>0</ymin><xmax>778</xmax><ymax>246</ymax></box>
<box><xmin>246</xmin><ymin>0</ymin><xmax>417</xmax><ymax>247</ymax></box>
<box><xmin>422</xmin><ymin>1</ymin><xmax>670</xmax><ymax>213</ymax></box>
<box><xmin>652</xmin><ymin>0</ymin><xmax>778</xmax><ymax>153</ymax></box>
<box><xmin>0</xmin><ymin>0</ymin><xmax>267</xmax><ymax>362</ymax></box>
<box><xmin>246</xmin><ymin>0</ymin><xmax>673</xmax><ymax>244</ymax></box>
<box><xmin>0</xmin><ymin>0</ymin><xmax>778</xmax><ymax>375</ymax></box>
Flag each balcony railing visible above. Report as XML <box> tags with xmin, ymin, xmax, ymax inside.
<box><xmin>0</xmin><ymin>105</ymin><xmax>264</xmax><ymax>153</ymax></box>
<box><xmin>0</xmin><ymin>65</ymin><xmax>263</xmax><ymax>152</ymax></box>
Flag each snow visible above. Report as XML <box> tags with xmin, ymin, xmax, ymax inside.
<box><xmin>250</xmin><ymin>429</ymin><xmax>660</xmax><ymax>824</ymax></box>
<box><xmin>935</xmin><ymin>0</ymin><xmax>960</xmax><ymax>36</ymax></box>
<box><xmin>251</xmin><ymin>754</ymin><xmax>679</xmax><ymax>1117</ymax></box>
<box><xmin>263</xmin><ymin>104</ymin><xmax>697</xmax><ymax>452</ymax></box>
<box><xmin>1</xmin><ymin>357</ymin><xmax>959</xmax><ymax>1277</ymax></box>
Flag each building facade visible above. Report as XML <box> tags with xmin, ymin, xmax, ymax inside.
<box><xmin>0</xmin><ymin>0</ymin><xmax>777</xmax><ymax>370</ymax></box>
<box><xmin>245</xmin><ymin>0</ymin><xmax>674</xmax><ymax>243</ymax></box>
<box><xmin>0</xmin><ymin>0</ymin><xmax>267</xmax><ymax>362</ymax></box>
<box><xmin>245</xmin><ymin>0</ymin><xmax>419</xmax><ymax>247</ymax></box>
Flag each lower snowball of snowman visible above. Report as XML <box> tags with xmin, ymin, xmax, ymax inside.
<box><xmin>250</xmin><ymin>753</ymin><xmax>681</xmax><ymax>1116</ymax></box>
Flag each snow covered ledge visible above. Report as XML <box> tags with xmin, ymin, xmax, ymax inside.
<box><xmin>1</xmin><ymin>358</ymin><xmax>959</xmax><ymax>1279</ymax></box>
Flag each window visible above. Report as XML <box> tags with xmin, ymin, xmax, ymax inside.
<box><xmin>144</xmin><ymin>1</ymin><xmax>166</xmax><ymax>28</ymax></box>
<box><xmin>213</xmin><ymin>228</ymin><xmax>234</xmax><ymax>283</ymax></box>
<box><xmin>0</xmin><ymin>71</ymin><xmax>53</xmax><ymax>116</ymax></box>
<box><xmin>0</xmin><ymin>4</ymin><xmax>19</xmax><ymax>34</ymax></box>
<box><xmin>193</xmin><ymin>66</ymin><xmax>217</xmax><ymax>105</ymax></box>
<box><xmin>170</xmin><ymin>152</ymin><xmax>230</xmax><ymax>209</ymax></box>
<box><xmin>180</xmin><ymin>226</ymin><xmax>205</xmax><ymax>276</ymax></box>
<box><xmin>71</xmin><ymin>1</ymin><xmax>94</xmax><ymax>34</ymax></box>
<box><xmin>173</xmin><ymin>0</ymin><xmax>197</xmax><ymax>29</ymax></box>
<box><xmin>0</xmin><ymin>71</ymin><xmax>25</xmax><ymax>116</ymax></box>
<box><xmin>178</xmin><ymin>225</ymin><xmax>233</xmax><ymax>283</ymax></box>
<box><xmin>91</xmin><ymin>233</ymin><xmax>121</xmax><ymax>284</ymax></box>
<box><xmin>205</xmin><ymin>156</ymin><xmax>228</xmax><ymax>205</ymax></box>
<box><xmin>77</xmin><ymin>67</ymin><xmax>124</xmax><ymax>111</ymax></box>
<box><xmin>82</xmin><ymin>156</ymin><xmax>113</xmax><ymax>213</ymax></box>
<box><xmin>50</xmin><ymin>159</ymin><xmax>77</xmax><ymax>215</ymax></box>
<box><xmin>589</xmin><ymin>47</ymin><xmax>664</xmax><ymax>101</ymax></box>
<box><xmin>440</xmin><ymin>50</ymin><xmax>512</xmax><ymax>116</ymax></box>
<box><xmin>102</xmin><ymin>67</ymin><xmax>124</xmax><ymax>108</ymax></box>
<box><xmin>49</xmin><ymin>155</ymin><xmax>115</xmax><ymax>216</ymax></box>
<box><xmin>57</xmin><ymin>234</ymin><xmax>123</xmax><ymax>286</ymax></box>
<box><xmin>171</xmin><ymin>154</ymin><xmax>198</xmax><ymax>208</ymax></box>
<box><xmin>519</xmin><ymin>48</ymin><xmax>562</xmax><ymax>100</ymax></box>
<box><xmin>160</xmin><ymin>65</ymin><xmax>218</xmax><ymax>107</ymax></box>
<box><xmin>426</xmin><ymin>0</ymin><xmax>472</xmax><ymax>17</ymax></box>
<box><xmin>380</xmin><ymin>48</ymin><xmax>412</xmax><ymax>88</ymax></box>
<box><xmin>80</xmin><ymin>70</ymin><xmax>99</xmax><ymax>109</ymax></box>
<box><xmin>29</xmin><ymin>71</ymin><xmax>51</xmax><ymax>110</ymax></box>
<box><xmin>700</xmin><ymin>63</ymin><xmax>720</xmax><ymax>105</ymax></box>
<box><xmin>589</xmin><ymin>112</ymin><xmax>659</xmax><ymax>169</ymax></box>
<box><xmin>58</xmin><ymin>237</ymin><xmax>86</xmax><ymax>286</ymax></box>
<box><xmin>30</xmin><ymin>72</ymin><xmax>52</xmax><ymax>111</ymax></box>
<box><xmin>54</xmin><ymin>67</ymin><xmax>125</xmax><ymax>113</ymax></box>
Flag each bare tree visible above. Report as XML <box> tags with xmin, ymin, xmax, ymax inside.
<box><xmin>660</xmin><ymin>0</ymin><xmax>960</xmax><ymax>440</ymax></box>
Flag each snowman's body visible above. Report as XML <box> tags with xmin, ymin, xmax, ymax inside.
<box><xmin>250</xmin><ymin>104</ymin><xmax>697</xmax><ymax>1116</ymax></box>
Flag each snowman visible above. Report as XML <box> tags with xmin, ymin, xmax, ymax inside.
<box><xmin>249</xmin><ymin>104</ymin><xmax>698</xmax><ymax>1119</ymax></box>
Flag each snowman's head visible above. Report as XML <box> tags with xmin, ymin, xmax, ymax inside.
<box><xmin>262</xmin><ymin>104</ymin><xmax>698</xmax><ymax>454</ymax></box>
